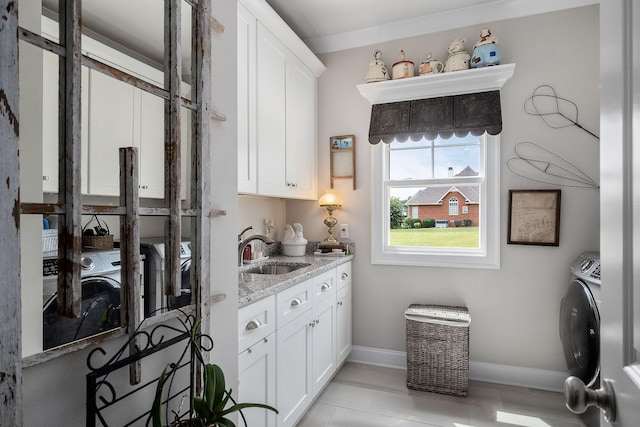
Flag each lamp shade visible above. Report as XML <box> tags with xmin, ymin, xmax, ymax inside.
<box><xmin>319</xmin><ymin>191</ymin><xmax>342</xmax><ymax>207</ymax></box>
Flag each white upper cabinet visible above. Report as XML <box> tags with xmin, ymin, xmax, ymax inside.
<box><xmin>285</xmin><ymin>55</ymin><xmax>316</xmax><ymax>198</ymax></box>
<box><xmin>41</xmin><ymin>16</ymin><xmax>189</xmax><ymax>199</ymax></box>
<box><xmin>237</xmin><ymin>3</ymin><xmax>258</xmax><ymax>194</ymax></box>
<box><xmin>87</xmin><ymin>69</ymin><xmax>137</xmax><ymax>197</ymax></box>
<box><xmin>255</xmin><ymin>23</ymin><xmax>290</xmax><ymax>197</ymax></box>
<box><xmin>237</xmin><ymin>0</ymin><xmax>325</xmax><ymax>200</ymax></box>
<box><xmin>42</xmin><ymin>51</ymin><xmax>89</xmax><ymax>194</ymax></box>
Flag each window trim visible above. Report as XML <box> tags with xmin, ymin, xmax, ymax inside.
<box><xmin>449</xmin><ymin>197</ymin><xmax>459</xmax><ymax>216</ymax></box>
<box><xmin>371</xmin><ymin>133</ymin><xmax>500</xmax><ymax>269</ymax></box>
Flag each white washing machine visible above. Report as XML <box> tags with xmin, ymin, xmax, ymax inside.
<box><xmin>140</xmin><ymin>238</ymin><xmax>192</xmax><ymax>317</ymax></box>
<box><xmin>42</xmin><ymin>249</ymin><xmax>122</xmax><ymax>350</ymax></box>
<box><xmin>559</xmin><ymin>251</ymin><xmax>601</xmax><ymax>388</ymax></box>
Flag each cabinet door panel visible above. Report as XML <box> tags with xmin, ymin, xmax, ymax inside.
<box><xmin>337</xmin><ymin>284</ymin><xmax>352</xmax><ymax>366</ymax></box>
<box><xmin>276</xmin><ymin>310</ymin><xmax>313</xmax><ymax>427</ymax></box>
<box><xmin>138</xmin><ymin>92</ymin><xmax>189</xmax><ymax>199</ymax></box>
<box><xmin>256</xmin><ymin>24</ymin><xmax>288</xmax><ymax>197</ymax></box>
<box><xmin>237</xmin><ymin>3</ymin><xmax>257</xmax><ymax>194</ymax></box>
<box><xmin>239</xmin><ymin>334</ymin><xmax>276</xmax><ymax>427</ymax></box>
<box><xmin>87</xmin><ymin>70</ymin><xmax>136</xmax><ymax>196</ymax></box>
<box><xmin>286</xmin><ymin>57</ymin><xmax>316</xmax><ymax>199</ymax></box>
<box><xmin>312</xmin><ymin>296</ymin><xmax>337</xmax><ymax>396</ymax></box>
<box><xmin>42</xmin><ymin>53</ymin><xmax>89</xmax><ymax>194</ymax></box>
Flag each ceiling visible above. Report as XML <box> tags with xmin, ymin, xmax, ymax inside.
<box><xmin>41</xmin><ymin>0</ymin><xmax>598</xmax><ymax>65</ymax></box>
<box><xmin>265</xmin><ymin>0</ymin><xmax>499</xmax><ymax>41</ymax></box>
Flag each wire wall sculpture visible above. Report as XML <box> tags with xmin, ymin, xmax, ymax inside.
<box><xmin>507</xmin><ymin>142</ymin><xmax>599</xmax><ymax>189</ymax></box>
<box><xmin>524</xmin><ymin>85</ymin><xmax>599</xmax><ymax>140</ymax></box>
<box><xmin>509</xmin><ymin>85</ymin><xmax>599</xmax><ymax>188</ymax></box>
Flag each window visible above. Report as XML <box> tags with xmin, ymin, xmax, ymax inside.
<box><xmin>449</xmin><ymin>197</ymin><xmax>459</xmax><ymax>216</ymax></box>
<box><xmin>371</xmin><ymin>133</ymin><xmax>500</xmax><ymax>268</ymax></box>
<box><xmin>411</xmin><ymin>206</ymin><xmax>419</xmax><ymax>219</ymax></box>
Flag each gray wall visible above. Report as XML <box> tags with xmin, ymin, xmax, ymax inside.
<box><xmin>286</xmin><ymin>5</ymin><xmax>600</xmax><ymax>379</ymax></box>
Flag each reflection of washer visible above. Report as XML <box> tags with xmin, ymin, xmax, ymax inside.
<box><xmin>140</xmin><ymin>238</ymin><xmax>192</xmax><ymax>317</ymax></box>
<box><xmin>42</xmin><ymin>249</ymin><xmax>122</xmax><ymax>350</ymax></box>
<box><xmin>559</xmin><ymin>251</ymin><xmax>601</xmax><ymax>388</ymax></box>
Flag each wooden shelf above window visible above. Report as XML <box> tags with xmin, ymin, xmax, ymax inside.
<box><xmin>357</xmin><ymin>63</ymin><xmax>515</xmax><ymax>104</ymax></box>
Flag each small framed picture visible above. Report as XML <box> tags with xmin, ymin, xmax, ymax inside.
<box><xmin>507</xmin><ymin>189</ymin><xmax>561</xmax><ymax>246</ymax></box>
<box><xmin>331</xmin><ymin>135</ymin><xmax>353</xmax><ymax>150</ymax></box>
<box><xmin>329</xmin><ymin>134</ymin><xmax>356</xmax><ymax>189</ymax></box>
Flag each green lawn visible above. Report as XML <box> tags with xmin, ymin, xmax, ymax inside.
<box><xmin>389</xmin><ymin>227</ymin><xmax>479</xmax><ymax>247</ymax></box>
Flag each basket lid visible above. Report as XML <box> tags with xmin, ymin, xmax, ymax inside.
<box><xmin>405</xmin><ymin>304</ymin><xmax>470</xmax><ymax>326</ymax></box>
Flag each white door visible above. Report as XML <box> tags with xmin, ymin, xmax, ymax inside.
<box><xmin>594</xmin><ymin>0</ymin><xmax>640</xmax><ymax>424</ymax></box>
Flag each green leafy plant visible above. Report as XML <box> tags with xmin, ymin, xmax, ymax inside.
<box><xmin>192</xmin><ymin>363</ymin><xmax>277</xmax><ymax>427</ymax></box>
<box><xmin>151</xmin><ymin>316</ymin><xmax>278</xmax><ymax>427</ymax></box>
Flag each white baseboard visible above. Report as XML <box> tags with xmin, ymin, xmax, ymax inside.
<box><xmin>347</xmin><ymin>345</ymin><xmax>568</xmax><ymax>392</ymax></box>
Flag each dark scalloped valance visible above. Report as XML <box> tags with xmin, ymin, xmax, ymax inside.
<box><xmin>368</xmin><ymin>90</ymin><xmax>502</xmax><ymax>144</ymax></box>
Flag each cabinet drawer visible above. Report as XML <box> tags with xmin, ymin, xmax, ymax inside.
<box><xmin>276</xmin><ymin>279</ymin><xmax>312</xmax><ymax>328</ymax></box>
<box><xmin>312</xmin><ymin>269</ymin><xmax>336</xmax><ymax>305</ymax></box>
<box><xmin>239</xmin><ymin>295</ymin><xmax>276</xmax><ymax>352</ymax></box>
<box><xmin>336</xmin><ymin>261</ymin><xmax>352</xmax><ymax>290</ymax></box>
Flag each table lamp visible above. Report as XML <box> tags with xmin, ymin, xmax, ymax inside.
<box><xmin>319</xmin><ymin>190</ymin><xmax>342</xmax><ymax>242</ymax></box>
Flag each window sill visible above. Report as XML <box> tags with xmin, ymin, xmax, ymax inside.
<box><xmin>357</xmin><ymin>63</ymin><xmax>515</xmax><ymax>104</ymax></box>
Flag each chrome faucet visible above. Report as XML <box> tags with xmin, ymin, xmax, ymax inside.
<box><xmin>238</xmin><ymin>228</ymin><xmax>275</xmax><ymax>266</ymax></box>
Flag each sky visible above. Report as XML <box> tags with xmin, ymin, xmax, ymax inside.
<box><xmin>388</xmin><ymin>134</ymin><xmax>481</xmax><ymax>200</ymax></box>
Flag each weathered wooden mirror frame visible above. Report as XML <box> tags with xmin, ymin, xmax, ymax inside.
<box><xmin>7</xmin><ymin>0</ymin><xmax>215</xmax><ymax>371</ymax></box>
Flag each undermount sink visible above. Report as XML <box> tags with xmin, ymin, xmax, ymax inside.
<box><xmin>242</xmin><ymin>262</ymin><xmax>310</xmax><ymax>275</ymax></box>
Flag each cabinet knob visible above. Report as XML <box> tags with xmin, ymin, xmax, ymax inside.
<box><xmin>43</xmin><ymin>175</ymin><xmax>49</xmax><ymax>181</ymax></box>
<box><xmin>290</xmin><ymin>297</ymin><xmax>302</xmax><ymax>307</ymax></box>
<box><xmin>338</xmin><ymin>301</ymin><xmax>343</xmax><ymax>306</ymax></box>
<box><xmin>321</xmin><ymin>283</ymin><xmax>330</xmax><ymax>291</ymax></box>
<box><xmin>341</xmin><ymin>272</ymin><xmax>349</xmax><ymax>280</ymax></box>
<box><xmin>245</xmin><ymin>319</ymin><xmax>261</xmax><ymax>331</ymax></box>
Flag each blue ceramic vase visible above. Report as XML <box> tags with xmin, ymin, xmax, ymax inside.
<box><xmin>470</xmin><ymin>43</ymin><xmax>501</xmax><ymax>68</ymax></box>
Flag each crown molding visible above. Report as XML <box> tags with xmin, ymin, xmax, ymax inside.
<box><xmin>305</xmin><ymin>0</ymin><xmax>599</xmax><ymax>54</ymax></box>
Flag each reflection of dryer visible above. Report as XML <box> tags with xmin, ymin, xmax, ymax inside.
<box><xmin>559</xmin><ymin>251</ymin><xmax>601</xmax><ymax>388</ymax></box>
<box><xmin>140</xmin><ymin>238</ymin><xmax>192</xmax><ymax>317</ymax></box>
<box><xmin>42</xmin><ymin>249</ymin><xmax>123</xmax><ymax>350</ymax></box>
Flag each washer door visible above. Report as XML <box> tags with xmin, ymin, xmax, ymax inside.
<box><xmin>559</xmin><ymin>278</ymin><xmax>600</xmax><ymax>387</ymax></box>
<box><xmin>43</xmin><ymin>276</ymin><xmax>121</xmax><ymax>350</ymax></box>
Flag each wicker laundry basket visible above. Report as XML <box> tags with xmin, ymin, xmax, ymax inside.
<box><xmin>405</xmin><ymin>304</ymin><xmax>471</xmax><ymax>396</ymax></box>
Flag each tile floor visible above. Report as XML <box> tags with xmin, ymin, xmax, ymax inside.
<box><xmin>298</xmin><ymin>362</ymin><xmax>599</xmax><ymax>427</ymax></box>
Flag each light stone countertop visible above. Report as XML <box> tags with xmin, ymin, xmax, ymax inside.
<box><xmin>238</xmin><ymin>253</ymin><xmax>354</xmax><ymax>307</ymax></box>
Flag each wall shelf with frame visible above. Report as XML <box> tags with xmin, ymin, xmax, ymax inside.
<box><xmin>330</xmin><ymin>135</ymin><xmax>356</xmax><ymax>190</ymax></box>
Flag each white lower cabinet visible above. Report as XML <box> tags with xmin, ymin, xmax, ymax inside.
<box><xmin>276</xmin><ymin>308</ymin><xmax>313</xmax><ymax>427</ymax></box>
<box><xmin>336</xmin><ymin>284</ymin><xmax>352</xmax><ymax>366</ymax></box>
<box><xmin>310</xmin><ymin>269</ymin><xmax>337</xmax><ymax>397</ymax></box>
<box><xmin>336</xmin><ymin>262</ymin><xmax>353</xmax><ymax>366</ymax></box>
<box><xmin>239</xmin><ymin>261</ymin><xmax>352</xmax><ymax>427</ymax></box>
<box><xmin>238</xmin><ymin>295</ymin><xmax>277</xmax><ymax>427</ymax></box>
<box><xmin>239</xmin><ymin>334</ymin><xmax>277</xmax><ymax>427</ymax></box>
<box><xmin>310</xmin><ymin>295</ymin><xmax>336</xmax><ymax>396</ymax></box>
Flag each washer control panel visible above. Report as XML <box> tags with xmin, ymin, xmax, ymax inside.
<box><xmin>570</xmin><ymin>251</ymin><xmax>600</xmax><ymax>286</ymax></box>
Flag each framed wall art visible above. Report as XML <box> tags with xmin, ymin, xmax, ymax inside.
<box><xmin>507</xmin><ymin>189</ymin><xmax>561</xmax><ymax>246</ymax></box>
<box><xmin>330</xmin><ymin>134</ymin><xmax>356</xmax><ymax>189</ymax></box>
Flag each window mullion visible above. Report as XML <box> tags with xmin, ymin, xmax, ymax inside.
<box><xmin>57</xmin><ymin>0</ymin><xmax>83</xmax><ymax>318</ymax></box>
